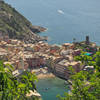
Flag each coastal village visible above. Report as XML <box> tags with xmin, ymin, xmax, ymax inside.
<box><xmin>0</xmin><ymin>0</ymin><xmax>100</xmax><ymax>99</ymax></box>
<box><xmin>0</xmin><ymin>1</ymin><xmax>100</xmax><ymax>100</ymax></box>
<box><xmin>0</xmin><ymin>33</ymin><xmax>98</xmax><ymax>80</ymax></box>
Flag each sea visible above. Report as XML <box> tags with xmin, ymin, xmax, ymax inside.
<box><xmin>36</xmin><ymin>77</ymin><xmax>69</xmax><ymax>100</ymax></box>
<box><xmin>5</xmin><ymin>0</ymin><xmax>100</xmax><ymax>45</ymax></box>
<box><xmin>4</xmin><ymin>0</ymin><xmax>100</xmax><ymax>100</ymax></box>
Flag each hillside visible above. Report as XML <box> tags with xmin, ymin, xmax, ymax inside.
<box><xmin>0</xmin><ymin>1</ymin><xmax>46</xmax><ymax>43</ymax></box>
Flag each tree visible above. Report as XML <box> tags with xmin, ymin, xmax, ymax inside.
<box><xmin>0</xmin><ymin>61</ymin><xmax>37</xmax><ymax>100</ymax></box>
<box><xmin>74</xmin><ymin>51</ymin><xmax>92</xmax><ymax>65</ymax></box>
<box><xmin>57</xmin><ymin>51</ymin><xmax>100</xmax><ymax>100</ymax></box>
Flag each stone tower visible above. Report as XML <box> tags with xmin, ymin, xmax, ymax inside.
<box><xmin>86</xmin><ymin>36</ymin><xmax>89</xmax><ymax>45</ymax></box>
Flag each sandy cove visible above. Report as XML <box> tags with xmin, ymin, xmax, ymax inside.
<box><xmin>37</xmin><ymin>73</ymin><xmax>55</xmax><ymax>79</ymax></box>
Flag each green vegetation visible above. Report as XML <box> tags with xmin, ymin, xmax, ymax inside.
<box><xmin>74</xmin><ymin>42</ymin><xmax>97</xmax><ymax>53</ymax></box>
<box><xmin>0</xmin><ymin>1</ymin><xmax>43</xmax><ymax>39</ymax></box>
<box><xmin>74</xmin><ymin>51</ymin><xmax>93</xmax><ymax>65</ymax></box>
<box><xmin>0</xmin><ymin>61</ymin><xmax>38</xmax><ymax>100</ymax></box>
<box><xmin>57</xmin><ymin>51</ymin><xmax>100</xmax><ymax>100</ymax></box>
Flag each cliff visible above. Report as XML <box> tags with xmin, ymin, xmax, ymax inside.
<box><xmin>0</xmin><ymin>1</ymin><xmax>46</xmax><ymax>43</ymax></box>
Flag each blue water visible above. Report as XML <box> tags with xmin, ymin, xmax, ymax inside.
<box><xmin>36</xmin><ymin>77</ymin><xmax>68</xmax><ymax>100</ymax></box>
<box><xmin>5</xmin><ymin>0</ymin><xmax>100</xmax><ymax>45</ymax></box>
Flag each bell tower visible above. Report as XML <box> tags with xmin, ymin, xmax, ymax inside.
<box><xmin>86</xmin><ymin>36</ymin><xmax>89</xmax><ymax>45</ymax></box>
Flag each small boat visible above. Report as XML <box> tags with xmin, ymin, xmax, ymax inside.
<box><xmin>58</xmin><ymin>10</ymin><xmax>64</xmax><ymax>14</ymax></box>
<box><xmin>44</xmin><ymin>88</ymin><xmax>50</xmax><ymax>91</ymax></box>
<box><xmin>64</xmin><ymin>81</ymin><xmax>68</xmax><ymax>85</ymax></box>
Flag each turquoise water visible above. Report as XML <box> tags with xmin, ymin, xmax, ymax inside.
<box><xmin>5</xmin><ymin>0</ymin><xmax>100</xmax><ymax>45</ymax></box>
<box><xmin>84</xmin><ymin>52</ymin><xmax>92</xmax><ymax>56</ymax></box>
<box><xmin>36</xmin><ymin>77</ymin><xmax>68</xmax><ymax>100</ymax></box>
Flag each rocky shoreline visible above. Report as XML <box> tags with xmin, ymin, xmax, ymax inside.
<box><xmin>23</xmin><ymin>27</ymin><xmax>48</xmax><ymax>44</ymax></box>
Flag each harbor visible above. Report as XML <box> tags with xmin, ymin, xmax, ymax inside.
<box><xmin>36</xmin><ymin>77</ymin><xmax>69</xmax><ymax>100</ymax></box>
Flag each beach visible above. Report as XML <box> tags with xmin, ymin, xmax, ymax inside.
<box><xmin>37</xmin><ymin>73</ymin><xmax>55</xmax><ymax>79</ymax></box>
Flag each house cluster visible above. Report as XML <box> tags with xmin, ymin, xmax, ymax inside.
<box><xmin>0</xmin><ymin>35</ymin><xmax>97</xmax><ymax>79</ymax></box>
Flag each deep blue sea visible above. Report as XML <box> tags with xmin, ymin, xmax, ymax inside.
<box><xmin>5</xmin><ymin>0</ymin><xmax>100</xmax><ymax>45</ymax></box>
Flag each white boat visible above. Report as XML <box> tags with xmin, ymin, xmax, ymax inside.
<box><xmin>58</xmin><ymin>10</ymin><xmax>64</xmax><ymax>14</ymax></box>
<box><xmin>64</xmin><ymin>81</ymin><xmax>68</xmax><ymax>84</ymax></box>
